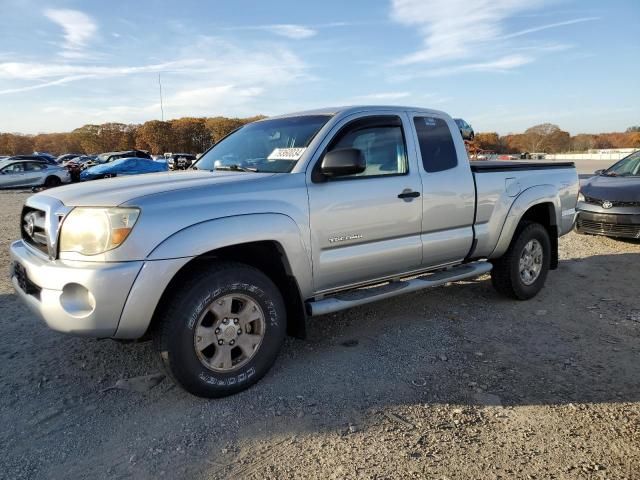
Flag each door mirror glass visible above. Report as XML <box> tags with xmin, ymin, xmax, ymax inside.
<box><xmin>320</xmin><ymin>148</ymin><xmax>366</xmax><ymax>177</ymax></box>
<box><xmin>594</xmin><ymin>169</ymin><xmax>604</xmax><ymax>175</ymax></box>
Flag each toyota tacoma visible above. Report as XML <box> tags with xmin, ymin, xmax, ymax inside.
<box><xmin>10</xmin><ymin>106</ymin><xmax>579</xmax><ymax>397</ymax></box>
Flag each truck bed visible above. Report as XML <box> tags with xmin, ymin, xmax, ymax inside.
<box><xmin>470</xmin><ymin>161</ymin><xmax>575</xmax><ymax>172</ymax></box>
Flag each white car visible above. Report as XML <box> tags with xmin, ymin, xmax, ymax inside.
<box><xmin>0</xmin><ymin>159</ymin><xmax>70</xmax><ymax>189</ymax></box>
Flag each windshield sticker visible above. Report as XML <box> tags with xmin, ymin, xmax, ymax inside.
<box><xmin>424</xmin><ymin>117</ymin><xmax>437</xmax><ymax>127</ymax></box>
<box><xmin>267</xmin><ymin>147</ymin><xmax>307</xmax><ymax>161</ymax></box>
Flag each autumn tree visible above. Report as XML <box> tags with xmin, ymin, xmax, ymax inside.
<box><xmin>474</xmin><ymin>132</ymin><xmax>501</xmax><ymax>152</ymax></box>
<box><xmin>135</xmin><ymin>120</ymin><xmax>174</xmax><ymax>154</ymax></box>
<box><xmin>0</xmin><ymin>133</ymin><xmax>34</xmax><ymax>155</ymax></box>
<box><xmin>170</xmin><ymin>118</ymin><xmax>210</xmax><ymax>153</ymax></box>
<box><xmin>520</xmin><ymin>123</ymin><xmax>570</xmax><ymax>153</ymax></box>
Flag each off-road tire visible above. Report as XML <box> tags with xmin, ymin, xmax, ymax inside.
<box><xmin>153</xmin><ymin>261</ymin><xmax>286</xmax><ymax>398</ymax></box>
<box><xmin>490</xmin><ymin>221</ymin><xmax>551</xmax><ymax>300</ymax></box>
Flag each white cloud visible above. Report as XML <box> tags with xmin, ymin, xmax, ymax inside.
<box><xmin>354</xmin><ymin>91</ymin><xmax>411</xmax><ymax>101</ymax></box>
<box><xmin>265</xmin><ymin>24</ymin><xmax>317</xmax><ymax>39</ymax></box>
<box><xmin>391</xmin><ymin>0</ymin><xmax>542</xmax><ymax>64</ymax></box>
<box><xmin>43</xmin><ymin>9</ymin><xmax>97</xmax><ymax>56</ymax></box>
<box><xmin>502</xmin><ymin>16</ymin><xmax>599</xmax><ymax>39</ymax></box>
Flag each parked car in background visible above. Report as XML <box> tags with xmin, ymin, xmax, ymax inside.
<box><xmin>64</xmin><ymin>155</ymin><xmax>96</xmax><ymax>182</ymax></box>
<box><xmin>33</xmin><ymin>152</ymin><xmax>57</xmax><ymax>162</ymax></box>
<box><xmin>56</xmin><ymin>153</ymin><xmax>83</xmax><ymax>164</ymax></box>
<box><xmin>166</xmin><ymin>153</ymin><xmax>197</xmax><ymax>170</ymax></box>
<box><xmin>576</xmin><ymin>150</ymin><xmax>640</xmax><ymax>239</ymax></box>
<box><xmin>91</xmin><ymin>149</ymin><xmax>152</xmax><ymax>166</ymax></box>
<box><xmin>80</xmin><ymin>157</ymin><xmax>168</xmax><ymax>181</ymax></box>
<box><xmin>8</xmin><ymin>154</ymin><xmax>58</xmax><ymax>166</ymax></box>
<box><xmin>0</xmin><ymin>159</ymin><xmax>70</xmax><ymax>188</ymax></box>
<box><xmin>454</xmin><ymin>118</ymin><xmax>474</xmax><ymax>141</ymax></box>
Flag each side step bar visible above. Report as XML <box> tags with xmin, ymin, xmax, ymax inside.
<box><xmin>306</xmin><ymin>261</ymin><xmax>492</xmax><ymax>317</ymax></box>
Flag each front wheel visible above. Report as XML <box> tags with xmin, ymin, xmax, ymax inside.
<box><xmin>490</xmin><ymin>221</ymin><xmax>551</xmax><ymax>300</ymax></box>
<box><xmin>153</xmin><ymin>262</ymin><xmax>286</xmax><ymax>398</ymax></box>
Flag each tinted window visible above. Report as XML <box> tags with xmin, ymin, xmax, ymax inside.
<box><xmin>3</xmin><ymin>163</ymin><xmax>24</xmax><ymax>173</ymax></box>
<box><xmin>24</xmin><ymin>162</ymin><xmax>45</xmax><ymax>171</ymax></box>
<box><xmin>327</xmin><ymin>116</ymin><xmax>408</xmax><ymax>178</ymax></box>
<box><xmin>414</xmin><ymin>116</ymin><xmax>458</xmax><ymax>173</ymax></box>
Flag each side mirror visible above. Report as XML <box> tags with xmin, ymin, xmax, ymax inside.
<box><xmin>320</xmin><ymin>148</ymin><xmax>365</xmax><ymax>177</ymax></box>
<box><xmin>594</xmin><ymin>169</ymin><xmax>604</xmax><ymax>175</ymax></box>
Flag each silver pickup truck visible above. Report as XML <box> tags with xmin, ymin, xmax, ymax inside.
<box><xmin>10</xmin><ymin>106</ymin><xmax>578</xmax><ymax>397</ymax></box>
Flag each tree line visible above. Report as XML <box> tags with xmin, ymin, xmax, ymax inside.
<box><xmin>1</xmin><ymin>118</ymin><xmax>639</xmax><ymax>157</ymax></box>
<box><xmin>0</xmin><ymin>116</ymin><xmax>265</xmax><ymax>156</ymax></box>
<box><xmin>474</xmin><ymin>123</ymin><xmax>640</xmax><ymax>154</ymax></box>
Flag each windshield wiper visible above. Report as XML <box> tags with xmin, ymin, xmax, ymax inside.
<box><xmin>213</xmin><ymin>164</ymin><xmax>258</xmax><ymax>172</ymax></box>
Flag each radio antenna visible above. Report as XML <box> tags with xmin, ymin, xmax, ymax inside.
<box><xmin>158</xmin><ymin>73</ymin><xmax>164</xmax><ymax>121</ymax></box>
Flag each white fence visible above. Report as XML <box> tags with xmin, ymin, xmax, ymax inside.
<box><xmin>545</xmin><ymin>152</ymin><xmax>633</xmax><ymax>161</ymax></box>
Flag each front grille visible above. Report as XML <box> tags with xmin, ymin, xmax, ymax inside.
<box><xmin>21</xmin><ymin>206</ymin><xmax>49</xmax><ymax>255</ymax></box>
<box><xmin>577</xmin><ymin>218</ymin><xmax>640</xmax><ymax>238</ymax></box>
<box><xmin>584</xmin><ymin>196</ymin><xmax>640</xmax><ymax>208</ymax></box>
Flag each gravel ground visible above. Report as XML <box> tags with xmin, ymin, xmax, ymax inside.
<box><xmin>0</xmin><ymin>190</ymin><xmax>638</xmax><ymax>480</ymax></box>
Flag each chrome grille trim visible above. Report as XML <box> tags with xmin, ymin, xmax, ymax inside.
<box><xmin>20</xmin><ymin>195</ymin><xmax>72</xmax><ymax>259</ymax></box>
<box><xmin>584</xmin><ymin>195</ymin><xmax>640</xmax><ymax>208</ymax></box>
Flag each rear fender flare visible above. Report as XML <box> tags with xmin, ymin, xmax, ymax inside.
<box><xmin>489</xmin><ymin>185</ymin><xmax>560</xmax><ymax>259</ymax></box>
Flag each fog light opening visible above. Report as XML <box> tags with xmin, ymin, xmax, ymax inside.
<box><xmin>60</xmin><ymin>283</ymin><xmax>96</xmax><ymax>318</ymax></box>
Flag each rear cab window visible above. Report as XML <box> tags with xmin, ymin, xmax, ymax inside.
<box><xmin>413</xmin><ymin>116</ymin><xmax>458</xmax><ymax>173</ymax></box>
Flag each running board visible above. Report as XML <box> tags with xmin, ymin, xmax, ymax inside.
<box><xmin>306</xmin><ymin>261</ymin><xmax>492</xmax><ymax>317</ymax></box>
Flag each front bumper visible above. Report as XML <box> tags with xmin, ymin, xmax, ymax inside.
<box><xmin>10</xmin><ymin>240</ymin><xmax>192</xmax><ymax>338</ymax></box>
<box><xmin>576</xmin><ymin>210</ymin><xmax>640</xmax><ymax>239</ymax></box>
<box><xmin>10</xmin><ymin>240</ymin><xmax>143</xmax><ymax>337</ymax></box>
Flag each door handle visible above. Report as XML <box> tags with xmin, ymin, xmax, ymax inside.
<box><xmin>397</xmin><ymin>190</ymin><xmax>420</xmax><ymax>199</ymax></box>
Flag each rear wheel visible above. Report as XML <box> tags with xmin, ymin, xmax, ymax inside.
<box><xmin>490</xmin><ymin>221</ymin><xmax>551</xmax><ymax>300</ymax></box>
<box><xmin>153</xmin><ymin>262</ymin><xmax>286</xmax><ymax>398</ymax></box>
<box><xmin>43</xmin><ymin>176</ymin><xmax>62</xmax><ymax>188</ymax></box>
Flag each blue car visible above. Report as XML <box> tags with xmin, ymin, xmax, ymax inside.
<box><xmin>81</xmin><ymin>157</ymin><xmax>168</xmax><ymax>181</ymax></box>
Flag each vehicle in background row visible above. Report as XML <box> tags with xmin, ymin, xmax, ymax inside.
<box><xmin>165</xmin><ymin>153</ymin><xmax>197</xmax><ymax>170</ymax></box>
<box><xmin>576</xmin><ymin>150</ymin><xmax>640</xmax><ymax>239</ymax></box>
<box><xmin>454</xmin><ymin>118</ymin><xmax>474</xmax><ymax>141</ymax></box>
<box><xmin>56</xmin><ymin>153</ymin><xmax>83</xmax><ymax>164</ymax></box>
<box><xmin>80</xmin><ymin>157</ymin><xmax>168</xmax><ymax>181</ymax></box>
<box><xmin>8</xmin><ymin>154</ymin><xmax>59</xmax><ymax>166</ymax></box>
<box><xmin>89</xmin><ymin>149</ymin><xmax>152</xmax><ymax>167</ymax></box>
<box><xmin>64</xmin><ymin>156</ymin><xmax>97</xmax><ymax>182</ymax></box>
<box><xmin>33</xmin><ymin>152</ymin><xmax>57</xmax><ymax>162</ymax></box>
<box><xmin>10</xmin><ymin>105</ymin><xmax>578</xmax><ymax>398</ymax></box>
<box><xmin>0</xmin><ymin>159</ymin><xmax>70</xmax><ymax>188</ymax></box>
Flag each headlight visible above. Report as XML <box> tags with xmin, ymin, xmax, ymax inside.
<box><xmin>577</xmin><ymin>192</ymin><xmax>585</xmax><ymax>203</ymax></box>
<box><xmin>60</xmin><ymin>207</ymin><xmax>140</xmax><ymax>255</ymax></box>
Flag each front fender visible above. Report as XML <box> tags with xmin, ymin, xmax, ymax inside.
<box><xmin>147</xmin><ymin>213</ymin><xmax>313</xmax><ymax>297</ymax></box>
<box><xmin>489</xmin><ymin>185</ymin><xmax>560</xmax><ymax>259</ymax></box>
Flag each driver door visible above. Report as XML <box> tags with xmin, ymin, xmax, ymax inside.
<box><xmin>307</xmin><ymin>113</ymin><xmax>423</xmax><ymax>294</ymax></box>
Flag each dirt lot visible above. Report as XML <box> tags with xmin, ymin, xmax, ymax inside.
<box><xmin>0</xmin><ymin>190</ymin><xmax>638</xmax><ymax>480</ymax></box>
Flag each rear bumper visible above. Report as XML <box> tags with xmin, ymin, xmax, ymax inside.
<box><xmin>576</xmin><ymin>210</ymin><xmax>640</xmax><ymax>239</ymax></box>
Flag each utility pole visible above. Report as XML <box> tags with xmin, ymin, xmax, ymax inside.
<box><xmin>158</xmin><ymin>73</ymin><xmax>164</xmax><ymax>121</ymax></box>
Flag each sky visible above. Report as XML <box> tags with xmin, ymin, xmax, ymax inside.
<box><xmin>0</xmin><ymin>0</ymin><xmax>638</xmax><ymax>135</ymax></box>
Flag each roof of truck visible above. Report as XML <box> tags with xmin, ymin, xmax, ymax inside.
<box><xmin>266</xmin><ymin>105</ymin><xmax>449</xmax><ymax>120</ymax></box>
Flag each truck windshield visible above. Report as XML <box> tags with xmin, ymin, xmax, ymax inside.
<box><xmin>194</xmin><ymin>115</ymin><xmax>332</xmax><ymax>173</ymax></box>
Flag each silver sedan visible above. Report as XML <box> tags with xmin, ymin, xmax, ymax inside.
<box><xmin>0</xmin><ymin>159</ymin><xmax>70</xmax><ymax>189</ymax></box>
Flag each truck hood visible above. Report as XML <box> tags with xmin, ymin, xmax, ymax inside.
<box><xmin>37</xmin><ymin>170</ymin><xmax>276</xmax><ymax>206</ymax></box>
<box><xmin>580</xmin><ymin>175</ymin><xmax>640</xmax><ymax>202</ymax></box>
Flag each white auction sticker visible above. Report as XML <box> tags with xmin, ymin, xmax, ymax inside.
<box><xmin>267</xmin><ymin>147</ymin><xmax>307</xmax><ymax>161</ymax></box>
